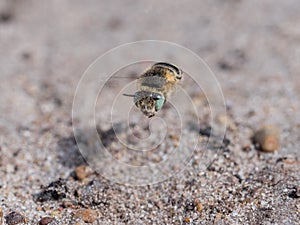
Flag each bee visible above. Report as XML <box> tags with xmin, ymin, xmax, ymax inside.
<box><xmin>124</xmin><ymin>62</ymin><xmax>183</xmax><ymax>118</ymax></box>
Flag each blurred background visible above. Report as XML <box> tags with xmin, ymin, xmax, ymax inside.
<box><xmin>0</xmin><ymin>0</ymin><xmax>299</xmax><ymax>224</ymax></box>
<box><xmin>1</xmin><ymin>0</ymin><xmax>299</xmax><ymax>127</ymax></box>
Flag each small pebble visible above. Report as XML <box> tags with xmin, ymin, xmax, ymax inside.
<box><xmin>242</xmin><ymin>143</ymin><xmax>251</xmax><ymax>152</ymax></box>
<box><xmin>50</xmin><ymin>210</ymin><xmax>61</xmax><ymax>218</ymax></box>
<box><xmin>215</xmin><ymin>213</ymin><xmax>223</xmax><ymax>220</ymax></box>
<box><xmin>73</xmin><ymin>209</ymin><xmax>98</xmax><ymax>223</ymax></box>
<box><xmin>169</xmin><ymin>134</ymin><xmax>180</xmax><ymax>147</ymax></box>
<box><xmin>169</xmin><ymin>134</ymin><xmax>179</xmax><ymax>142</ymax></box>
<box><xmin>75</xmin><ymin>165</ymin><xmax>93</xmax><ymax>181</ymax></box>
<box><xmin>184</xmin><ymin>217</ymin><xmax>191</xmax><ymax>223</ymax></box>
<box><xmin>0</xmin><ymin>207</ymin><xmax>3</xmax><ymax>225</ymax></box>
<box><xmin>4</xmin><ymin>211</ymin><xmax>26</xmax><ymax>225</ymax></box>
<box><xmin>62</xmin><ymin>200</ymin><xmax>76</xmax><ymax>208</ymax></box>
<box><xmin>196</xmin><ymin>203</ymin><xmax>203</xmax><ymax>212</ymax></box>
<box><xmin>39</xmin><ymin>217</ymin><xmax>54</xmax><ymax>225</ymax></box>
<box><xmin>253</xmin><ymin>125</ymin><xmax>279</xmax><ymax>152</ymax></box>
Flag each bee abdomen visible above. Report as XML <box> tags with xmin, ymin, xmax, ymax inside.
<box><xmin>153</xmin><ymin>62</ymin><xmax>182</xmax><ymax>78</ymax></box>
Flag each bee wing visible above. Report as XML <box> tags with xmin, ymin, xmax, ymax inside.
<box><xmin>104</xmin><ymin>74</ymin><xmax>137</xmax><ymax>88</ymax></box>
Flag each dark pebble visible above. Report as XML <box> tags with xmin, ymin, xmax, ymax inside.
<box><xmin>185</xmin><ymin>202</ymin><xmax>196</xmax><ymax>211</ymax></box>
<box><xmin>199</xmin><ymin>126</ymin><xmax>212</xmax><ymax>137</ymax></box>
<box><xmin>4</xmin><ymin>211</ymin><xmax>26</xmax><ymax>225</ymax></box>
<box><xmin>33</xmin><ymin>178</ymin><xmax>67</xmax><ymax>202</ymax></box>
<box><xmin>288</xmin><ymin>186</ymin><xmax>300</xmax><ymax>199</ymax></box>
<box><xmin>39</xmin><ymin>217</ymin><xmax>54</xmax><ymax>225</ymax></box>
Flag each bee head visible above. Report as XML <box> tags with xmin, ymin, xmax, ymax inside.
<box><xmin>135</xmin><ymin>96</ymin><xmax>156</xmax><ymax>118</ymax></box>
<box><xmin>125</xmin><ymin>91</ymin><xmax>165</xmax><ymax>118</ymax></box>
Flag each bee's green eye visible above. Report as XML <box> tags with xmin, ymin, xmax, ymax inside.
<box><xmin>155</xmin><ymin>96</ymin><xmax>165</xmax><ymax>111</ymax></box>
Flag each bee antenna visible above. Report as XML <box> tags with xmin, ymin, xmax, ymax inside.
<box><xmin>123</xmin><ymin>93</ymin><xmax>136</xmax><ymax>97</ymax></box>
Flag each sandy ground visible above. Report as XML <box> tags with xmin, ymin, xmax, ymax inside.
<box><xmin>0</xmin><ymin>0</ymin><xmax>299</xmax><ymax>224</ymax></box>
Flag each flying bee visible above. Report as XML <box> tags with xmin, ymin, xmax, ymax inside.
<box><xmin>124</xmin><ymin>62</ymin><xmax>183</xmax><ymax>118</ymax></box>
